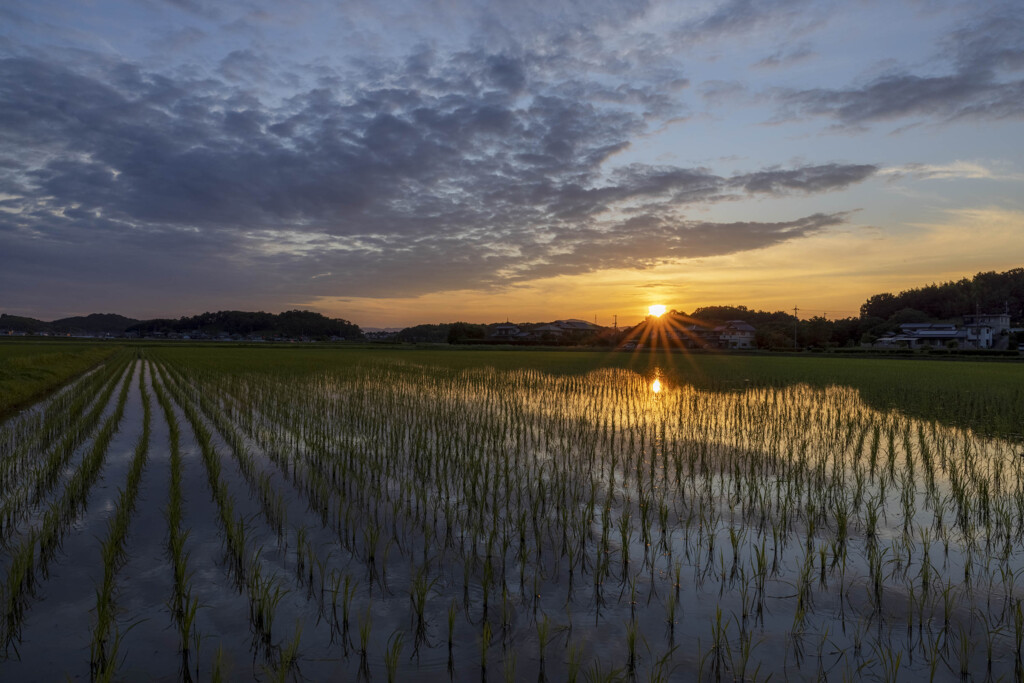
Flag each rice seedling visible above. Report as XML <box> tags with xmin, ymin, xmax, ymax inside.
<box><xmin>383</xmin><ymin>629</ymin><xmax>403</xmax><ymax>683</ymax></box>
<box><xmin>341</xmin><ymin>573</ymin><xmax>358</xmax><ymax>651</ymax></box>
<box><xmin>624</xmin><ymin>616</ymin><xmax>640</xmax><ymax>676</ymax></box>
<box><xmin>408</xmin><ymin>564</ymin><xmax>436</xmax><ymax>648</ymax></box>
<box><xmin>91</xmin><ymin>362</ymin><xmax>152</xmax><ymax>679</ymax></box>
<box><xmin>503</xmin><ymin>647</ymin><xmax>516</xmax><ymax>683</ymax></box>
<box><xmin>479</xmin><ymin>619</ymin><xmax>492</xmax><ymax>679</ymax></box>
<box><xmin>358</xmin><ymin>605</ymin><xmax>373</xmax><ymax>659</ymax></box>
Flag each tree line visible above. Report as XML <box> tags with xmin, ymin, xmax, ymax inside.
<box><xmin>685</xmin><ymin>268</ymin><xmax>1024</xmax><ymax>349</ymax></box>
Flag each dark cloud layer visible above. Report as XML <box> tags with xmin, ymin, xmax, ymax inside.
<box><xmin>0</xmin><ymin>46</ymin><xmax>875</xmax><ymax>309</ymax></box>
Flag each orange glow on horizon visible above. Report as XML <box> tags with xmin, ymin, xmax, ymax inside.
<box><xmin>305</xmin><ymin>208</ymin><xmax>1024</xmax><ymax>328</ymax></box>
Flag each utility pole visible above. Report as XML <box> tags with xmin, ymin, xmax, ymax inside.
<box><xmin>613</xmin><ymin>314</ymin><xmax>618</xmax><ymax>330</ymax></box>
<box><xmin>793</xmin><ymin>306</ymin><xmax>800</xmax><ymax>349</ymax></box>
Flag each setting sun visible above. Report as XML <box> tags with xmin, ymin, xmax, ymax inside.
<box><xmin>648</xmin><ymin>304</ymin><xmax>667</xmax><ymax>317</ymax></box>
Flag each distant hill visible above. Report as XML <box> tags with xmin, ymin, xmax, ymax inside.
<box><xmin>0</xmin><ymin>314</ymin><xmax>52</xmax><ymax>334</ymax></box>
<box><xmin>52</xmin><ymin>313</ymin><xmax>141</xmax><ymax>334</ymax></box>
<box><xmin>2</xmin><ymin>310</ymin><xmax>362</xmax><ymax>339</ymax></box>
<box><xmin>126</xmin><ymin>310</ymin><xmax>363</xmax><ymax>339</ymax></box>
<box><xmin>1</xmin><ymin>312</ymin><xmax>140</xmax><ymax>335</ymax></box>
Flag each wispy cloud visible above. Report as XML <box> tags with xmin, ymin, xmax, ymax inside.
<box><xmin>752</xmin><ymin>43</ymin><xmax>816</xmax><ymax>70</ymax></box>
<box><xmin>879</xmin><ymin>161</ymin><xmax>1024</xmax><ymax>182</ymax></box>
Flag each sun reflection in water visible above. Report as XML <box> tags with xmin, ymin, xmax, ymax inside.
<box><xmin>651</xmin><ymin>378</ymin><xmax>662</xmax><ymax>394</ymax></box>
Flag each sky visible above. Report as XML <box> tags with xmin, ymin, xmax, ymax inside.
<box><xmin>1</xmin><ymin>0</ymin><xmax>1022</xmax><ymax>328</ymax></box>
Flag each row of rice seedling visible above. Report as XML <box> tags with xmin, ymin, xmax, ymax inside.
<box><xmin>154</xmin><ymin>359</ymin><xmax>466</xmax><ymax>676</ymax></box>
<box><xmin>147</xmin><ymin>349</ymin><xmax>1024</xmax><ymax>681</ymax></box>
<box><xmin>0</xmin><ymin>352</ymin><xmax>131</xmax><ymax>544</ymax></box>
<box><xmin>150</xmin><ymin>363</ymin><xmax>201</xmax><ymax>679</ymax></box>
<box><xmin>0</xmin><ymin>362</ymin><xmax>106</xmax><ymax>479</ymax></box>
<box><xmin>151</xmin><ymin>360</ymin><xmax>304</xmax><ymax>679</ymax></box>
<box><xmin>0</xmin><ymin>343</ymin><xmax>118</xmax><ymax>419</ymax></box>
<box><xmin>157</xmin><ymin>362</ymin><xmax>288</xmax><ymax>543</ymax></box>
<box><xmin>190</xmin><ymin>362</ymin><xmax>720</xmax><ymax>671</ymax></box>
<box><xmin>90</xmin><ymin>361</ymin><xmax>151</xmax><ymax>680</ymax></box>
<box><xmin>157</xmin><ymin>360</ymin><xmax>681</xmax><ymax>675</ymax></box>
<box><xmin>0</xmin><ymin>358</ymin><xmax>135</xmax><ymax>654</ymax></box>
<box><xmin>155</xmin><ymin>357</ymin><xmax>402</xmax><ymax>679</ymax></box>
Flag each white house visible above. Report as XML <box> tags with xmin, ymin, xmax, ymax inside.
<box><xmin>964</xmin><ymin>312</ymin><xmax>1011</xmax><ymax>350</ymax></box>
<box><xmin>875</xmin><ymin>313</ymin><xmax>1012</xmax><ymax>350</ymax></box>
<box><xmin>716</xmin><ymin>320</ymin><xmax>756</xmax><ymax>349</ymax></box>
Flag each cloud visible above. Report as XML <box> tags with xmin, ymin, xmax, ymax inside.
<box><xmin>0</xmin><ymin>30</ymin><xmax>875</xmax><ymax>312</ymax></box>
<box><xmin>733</xmin><ymin>164</ymin><xmax>877</xmax><ymax>194</ymax></box>
<box><xmin>676</xmin><ymin>0</ymin><xmax>831</xmax><ymax>44</ymax></box>
<box><xmin>779</xmin><ymin>73</ymin><xmax>1022</xmax><ymax>125</ymax></box>
<box><xmin>752</xmin><ymin>43</ymin><xmax>815</xmax><ymax>70</ymax></box>
<box><xmin>491</xmin><ymin>212</ymin><xmax>849</xmax><ymax>284</ymax></box>
<box><xmin>776</xmin><ymin>2</ymin><xmax>1024</xmax><ymax>125</ymax></box>
<box><xmin>879</xmin><ymin>161</ymin><xmax>1024</xmax><ymax>182</ymax></box>
<box><xmin>157</xmin><ymin>0</ymin><xmax>222</xmax><ymax>20</ymax></box>
<box><xmin>218</xmin><ymin>49</ymin><xmax>272</xmax><ymax>83</ymax></box>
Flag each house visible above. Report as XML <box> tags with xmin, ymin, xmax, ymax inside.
<box><xmin>489</xmin><ymin>323</ymin><xmax>521</xmax><ymax>339</ymax></box>
<box><xmin>674</xmin><ymin>320</ymin><xmax>754</xmax><ymax>349</ymax></box>
<box><xmin>874</xmin><ymin>313</ymin><xmax>1011</xmax><ymax>350</ymax></box>
<box><xmin>963</xmin><ymin>312</ymin><xmax>1011</xmax><ymax>350</ymax></box>
<box><xmin>554</xmin><ymin>319</ymin><xmax>601</xmax><ymax>333</ymax></box>
<box><xmin>875</xmin><ymin>323</ymin><xmax>964</xmax><ymax>349</ymax></box>
<box><xmin>532</xmin><ymin>324</ymin><xmax>564</xmax><ymax>337</ymax></box>
<box><xmin>626</xmin><ymin>317</ymin><xmax>757</xmax><ymax>350</ymax></box>
<box><xmin>716</xmin><ymin>320</ymin><xmax>756</xmax><ymax>349</ymax></box>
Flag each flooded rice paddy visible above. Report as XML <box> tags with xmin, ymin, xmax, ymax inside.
<box><xmin>1</xmin><ymin>348</ymin><xmax>1023</xmax><ymax>681</ymax></box>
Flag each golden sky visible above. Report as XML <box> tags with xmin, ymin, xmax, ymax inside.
<box><xmin>309</xmin><ymin>208</ymin><xmax>1024</xmax><ymax>327</ymax></box>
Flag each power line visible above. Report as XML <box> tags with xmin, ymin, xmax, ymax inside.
<box><xmin>793</xmin><ymin>306</ymin><xmax>799</xmax><ymax>349</ymax></box>
<box><xmin>793</xmin><ymin>308</ymin><xmax>860</xmax><ymax>317</ymax></box>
